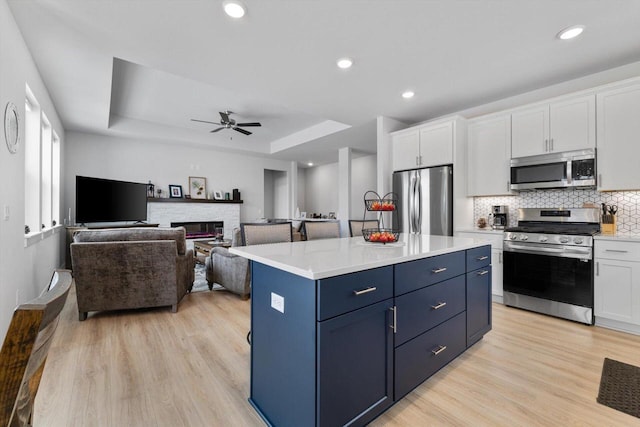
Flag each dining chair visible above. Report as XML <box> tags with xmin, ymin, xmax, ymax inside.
<box><xmin>304</xmin><ymin>221</ymin><xmax>340</xmax><ymax>240</ymax></box>
<box><xmin>0</xmin><ymin>270</ymin><xmax>73</xmax><ymax>427</ymax></box>
<box><xmin>240</xmin><ymin>222</ymin><xmax>293</xmax><ymax>246</ymax></box>
<box><xmin>348</xmin><ymin>220</ymin><xmax>380</xmax><ymax>237</ymax></box>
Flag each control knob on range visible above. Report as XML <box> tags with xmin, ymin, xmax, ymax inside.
<box><xmin>559</xmin><ymin>236</ymin><xmax>570</xmax><ymax>244</ymax></box>
<box><xmin>510</xmin><ymin>234</ymin><xmax>518</xmax><ymax>240</ymax></box>
<box><xmin>520</xmin><ymin>235</ymin><xmax>528</xmax><ymax>241</ymax></box>
<box><xmin>539</xmin><ymin>236</ymin><xmax>548</xmax><ymax>242</ymax></box>
<box><xmin>574</xmin><ymin>237</ymin><xmax>584</xmax><ymax>245</ymax></box>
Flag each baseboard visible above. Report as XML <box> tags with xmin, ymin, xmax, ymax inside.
<box><xmin>595</xmin><ymin>317</ymin><xmax>640</xmax><ymax>336</ymax></box>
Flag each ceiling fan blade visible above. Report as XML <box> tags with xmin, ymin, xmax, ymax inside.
<box><xmin>237</xmin><ymin>122</ymin><xmax>262</xmax><ymax>127</ymax></box>
<box><xmin>192</xmin><ymin>119</ymin><xmax>222</xmax><ymax>125</ymax></box>
<box><xmin>233</xmin><ymin>127</ymin><xmax>252</xmax><ymax>135</ymax></box>
<box><xmin>210</xmin><ymin>127</ymin><xmax>225</xmax><ymax>133</ymax></box>
<box><xmin>219</xmin><ymin>111</ymin><xmax>230</xmax><ymax>123</ymax></box>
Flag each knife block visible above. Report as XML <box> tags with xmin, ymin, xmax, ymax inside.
<box><xmin>601</xmin><ymin>215</ymin><xmax>617</xmax><ymax>234</ymax></box>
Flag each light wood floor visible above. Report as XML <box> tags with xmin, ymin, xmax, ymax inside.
<box><xmin>37</xmin><ymin>286</ymin><xmax>640</xmax><ymax>426</ymax></box>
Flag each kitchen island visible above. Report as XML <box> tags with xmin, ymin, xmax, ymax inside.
<box><xmin>230</xmin><ymin>234</ymin><xmax>492</xmax><ymax>427</ymax></box>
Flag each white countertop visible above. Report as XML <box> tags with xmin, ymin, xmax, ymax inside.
<box><xmin>595</xmin><ymin>232</ymin><xmax>640</xmax><ymax>243</ymax></box>
<box><xmin>456</xmin><ymin>228</ymin><xmax>505</xmax><ymax>235</ymax></box>
<box><xmin>229</xmin><ymin>234</ymin><xmax>489</xmax><ymax>280</ymax></box>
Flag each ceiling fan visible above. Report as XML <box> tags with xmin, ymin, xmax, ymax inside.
<box><xmin>191</xmin><ymin>110</ymin><xmax>261</xmax><ymax>135</ymax></box>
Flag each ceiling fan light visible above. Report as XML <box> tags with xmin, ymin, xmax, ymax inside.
<box><xmin>557</xmin><ymin>25</ymin><xmax>584</xmax><ymax>40</ymax></box>
<box><xmin>223</xmin><ymin>1</ymin><xmax>246</xmax><ymax>18</ymax></box>
<box><xmin>337</xmin><ymin>58</ymin><xmax>353</xmax><ymax>69</ymax></box>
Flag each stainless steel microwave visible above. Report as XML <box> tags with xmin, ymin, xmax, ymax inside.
<box><xmin>510</xmin><ymin>149</ymin><xmax>596</xmax><ymax>190</ymax></box>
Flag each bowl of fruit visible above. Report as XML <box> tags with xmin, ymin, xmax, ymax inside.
<box><xmin>362</xmin><ymin>228</ymin><xmax>399</xmax><ymax>244</ymax></box>
<box><xmin>365</xmin><ymin>199</ymin><xmax>396</xmax><ymax>211</ymax></box>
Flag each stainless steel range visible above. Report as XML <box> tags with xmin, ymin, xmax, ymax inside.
<box><xmin>503</xmin><ymin>208</ymin><xmax>600</xmax><ymax>325</ymax></box>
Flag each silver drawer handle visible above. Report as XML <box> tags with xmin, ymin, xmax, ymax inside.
<box><xmin>477</xmin><ymin>270</ymin><xmax>489</xmax><ymax>276</ymax></box>
<box><xmin>476</xmin><ymin>256</ymin><xmax>489</xmax><ymax>261</ymax></box>
<box><xmin>432</xmin><ymin>345</ymin><xmax>447</xmax><ymax>356</ymax></box>
<box><xmin>431</xmin><ymin>302</ymin><xmax>447</xmax><ymax>310</ymax></box>
<box><xmin>604</xmin><ymin>249</ymin><xmax>628</xmax><ymax>253</ymax></box>
<box><xmin>353</xmin><ymin>286</ymin><xmax>377</xmax><ymax>296</ymax></box>
<box><xmin>432</xmin><ymin>267</ymin><xmax>447</xmax><ymax>274</ymax></box>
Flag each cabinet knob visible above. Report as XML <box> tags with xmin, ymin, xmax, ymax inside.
<box><xmin>476</xmin><ymin>256</ymin><xmax>489</xmax><ymax>261</ymax></box>
<box><xmin>477</xmin><ymin>270</ymin><xmax>489</xmax><ymax>276</ymax></box>
<box><xmin>431</xmin><ymin>267</ymin><xmax>447</xmax><ymax>274</ymax></box>
<box><xmin>431</xmin><ymin>301</ymin><xmax>447</xmax><ymax>310</ymax></box>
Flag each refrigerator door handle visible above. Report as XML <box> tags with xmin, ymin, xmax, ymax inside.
<box><xmin>415</xmin><ymin>171</ymin><xmax>422</xmax><ymax>233</ymax></box>
<box><xmin>409</xmin><ymin>173</ymin><xmax>417</xmax><ymax>233</ymax></box>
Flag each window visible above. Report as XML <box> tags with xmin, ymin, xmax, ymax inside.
<box><xmin>24</xmin><ymin>84</ymin><xmax>61</xmax><ymax>237</ymax></box>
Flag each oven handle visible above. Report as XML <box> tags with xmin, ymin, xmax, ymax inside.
<box><xmin>504</xmin><ymin>243</ymin><xmax>592</xmax><ymax>259</ymax></box>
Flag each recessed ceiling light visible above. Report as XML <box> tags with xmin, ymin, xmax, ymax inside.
<box><xmin>307</xmin><ymin>162</ymin><xmax>314</xmax><ymax>167</ymax></box>
<box><xmin>402</xmin><ymin>91</ymin><xmax>415</xmax><ymax>99</ymax></box>
<box><xmin>336</xmin><ymin>58</ymin><xmax>353</xmax><ymax>69</ymax></box>
<box><xmin>557</xmin><ymin>25</ymin><xmax>584</xmax><ymax>40</ymax></box>
<box><xmin>223</xmin><ymin>1</ymin><xmax>246</xmax><ymax>18</ymax></box>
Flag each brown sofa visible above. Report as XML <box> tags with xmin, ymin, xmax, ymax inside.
<box><xmin>70</xmin><ymin>227</ymin><xmax>194</xmax><ymax>320</ymax></box>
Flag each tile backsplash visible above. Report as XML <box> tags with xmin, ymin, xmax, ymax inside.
<box><xmin>473</xmin><ymin>189</ymin><xmax>640</xmax><ymax>233</ymax></box>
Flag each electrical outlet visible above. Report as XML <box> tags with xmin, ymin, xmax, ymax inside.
<box><xmin>3</xmin><ymin>205</ymin><xmax>9</xmax><ymax>221</ymax></box>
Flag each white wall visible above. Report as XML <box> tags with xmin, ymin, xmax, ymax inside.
<box><xmin>304</xmin><ymin>163</ymin><xmax>338</xmax><ymax>216</ymax></box>
<box><xmin>273</xmin><ymin>170</ymin><xmax>288</xmax><ymax>219</ymax></box>
<box><xmin>64</xmin><ymin>131</ymin><xmax>293</xmax><ymax>224</ymax></box>
<box><xmin>350</xmin><ymin>155</ymin><xmax>377</xmax><ymax>219</ymax></box>
<box><xmin>263</xmin><ymin>170</ymin><xmax>274</xmax><ymax>219</ymax></box>
<box><xmin>0</xmin><ymin>0</ymin><xmax>66</xmax><ymax>342</ymax></box>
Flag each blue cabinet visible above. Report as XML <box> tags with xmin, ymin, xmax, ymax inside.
<box><xmin>248</xmin><ymin>245</ymin><xmax>492</xmax><ymax>426</ymax></box>
<box><xmin>318</xmin><ymin>299</ymin><xmax>394</xmax><ymax>426</ymax></box>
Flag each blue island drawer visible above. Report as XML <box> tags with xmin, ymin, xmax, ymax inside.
<box><xmin>317</xmin><ymin>266</ymin><xmax>393</xmax><ymax>321</ymax></box>
<box><xmin>394</xmin><ymin>311</ymin><xmax>466</xmax><ymax>399</ymax></box>
<box><xmin>394</xmin><ymin>275</ymin><xmax>466</xmax><ymax>347</ymax></box>
<box><xmin>466</xmin><ymin>245</ymin><xmax>491</xmax><ymax>272</ymax></box>
<box><xmin>395</xmin><ymin>251</ymin><xmax>465</xmax><ymax>296</ymax></box>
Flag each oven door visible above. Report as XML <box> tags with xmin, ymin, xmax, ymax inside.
<box><xmin>503</xmin><ymin>243</ymin><xmax>593</xmax><ymax>308</ymax></box>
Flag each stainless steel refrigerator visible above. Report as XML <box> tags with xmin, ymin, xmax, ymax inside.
<box><xmin>392</xmin><ymin>165</ymin><xmax>453</xmax><ymax>235</ymax></box>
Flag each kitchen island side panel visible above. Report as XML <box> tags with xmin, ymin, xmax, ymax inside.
<box><xmin>250</xmin><ymin>261</ymin><xmax>317</xmax><ymax>427</ymax></box>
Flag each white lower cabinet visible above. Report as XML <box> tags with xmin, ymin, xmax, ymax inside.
<box><xmin>594</xmin><ymin>239</ymin><xmax>640</xmax><ymax>334</ymax></box>
<box><xmin>456</xmin><ymin>230</ymin><xmax>503</xmax><ymax>301</ymax></box>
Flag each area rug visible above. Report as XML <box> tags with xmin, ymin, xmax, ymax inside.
<box><xmin>597</xmin><ymin>357</ymin><xmax>640</xmax><ymax>419</ymax></box>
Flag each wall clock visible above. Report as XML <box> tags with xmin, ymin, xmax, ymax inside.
<box><xmin>4</xmin><ymin>102</ymin><xmax>19</xmax><ymax>154</ymax></box>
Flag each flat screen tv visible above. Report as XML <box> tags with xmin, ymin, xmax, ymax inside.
<box><xmin>75</xmin><ymin>176</ymin><xmax>148</xmax><ymax>224</ymax></box>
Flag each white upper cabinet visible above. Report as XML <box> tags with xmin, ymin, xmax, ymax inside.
<box><xmin>467</xmin><ymin>114</ymin><xmax>512</xmax><ymax>196</ymax></box>
<box><xmin>391</xmin><ymin>129</ymin><xmax>420</xmax><ymax>172</ymax></box>
<box><xmin>392</xmin><ymin>121</ymin><xmax>453</xmax><ymax>171</ymax></box>
<box><xmin>511</xmin><ymin>94</ymin><xmax>595</xmax><ymax>158</ymax></box>
<box><xmin>596</xmin><ymin>81</ymin><xmax>640</xmax><ymax>191</ymax></box>
<box><xmin>418</xmin><ymin>121</ymin><xmax>453</xmax><ymax>167</ymax></box>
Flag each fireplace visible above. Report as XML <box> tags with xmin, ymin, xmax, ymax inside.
<box><xmin>171</xmin><ymin>221</ymin><xmax>224</xmax><ymax>239</ymax></box>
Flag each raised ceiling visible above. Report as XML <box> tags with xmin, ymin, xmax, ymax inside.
<box><xmin>7</xmin><ymin>0</ymin><xmax>640</xmax><ymax>166</ymax></box>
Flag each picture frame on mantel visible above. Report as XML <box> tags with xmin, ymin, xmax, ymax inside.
<box><xmin>169</xmin><ymin>185</ymin><xmax>183</xmax><ymax>198</ymax></box>
<box><xmin>189</xmin><ymin>177</ymin><xmax>207</xmax><ymax>199</ymax></box>
<box><xmin>213</xmin><ymin>190</ymin><xmax>224</xmax><ymax>200</ymax></box>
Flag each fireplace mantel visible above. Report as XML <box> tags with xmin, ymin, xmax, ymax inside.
<box><xmin>147</xmin><ymin>200</ymin><xmax>240</xmax><ymax>240</ymax></box>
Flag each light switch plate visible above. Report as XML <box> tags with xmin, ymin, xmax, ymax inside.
<box><xmin>271</xmin><ymin>292</ymin><xmax>284</xmax><ymax>313</ymax></box>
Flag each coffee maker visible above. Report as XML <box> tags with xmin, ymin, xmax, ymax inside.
<box><xmin>491</xmin><ymin>205</ymin><xmax>508</xmax><ymax>229</ymax></box>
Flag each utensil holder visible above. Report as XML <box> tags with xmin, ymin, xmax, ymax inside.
<box><xmin>601</xmin><ymin>215</ymin><xmax>616</xmax><ymax>234</ymax></box>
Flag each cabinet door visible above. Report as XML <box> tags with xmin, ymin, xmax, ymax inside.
<box><xmin>549</xmin><ymin>94</ymin><xmax>595</xmax><ymax>152</ymax></box>
<box><xmin>511</xmin><ymin>105</ymin><xmax>549</xmax><ymax>158</ymax></box>
<box><xmin>491</xmin><ymin>249</ymin><xmax>503</xmax><ymax>297</ymax></box>
<box><xmin>596</xmin><ymin>83</ymin><xmax>640</xmax><ymax>191</ymax></box>
<box><xmin>595</xmin><ymin>258</ymin><xmax>640</xmax><ymax>324</ymax></box>
<box><xmin>467</xmin><ymin>115</ymin><xmax>512</xmax><ymax>196</ymax></box>
<box><xmin>317</xmin><ymin>299</ymin><xmax>394</xmax><ymax>427</ymax></box>
<box><xmin>392</xmin><ymin>130</ymin><xmax>420</xmax><ymax>171</ymax></box>
<box><xmin>466</xmin><ymin>266</ymin><xmax>492</xmax><ymax>346</ymax></box>
<box><xmin>419</xmin><ymin>121</ymin><xmax>453</xmax><ymax>167</ymax></box>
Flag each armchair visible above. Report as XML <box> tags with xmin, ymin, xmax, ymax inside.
<box><xmin>205</xmin><ymin>223</ymin><xmax>293</xmax><ymax>299</ymax></box>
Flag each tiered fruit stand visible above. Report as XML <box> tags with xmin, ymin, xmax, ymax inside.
<box><xmin>361</xmin><ymin>191</ymin><xmax>399</xmax><ymax>244</ymax></box>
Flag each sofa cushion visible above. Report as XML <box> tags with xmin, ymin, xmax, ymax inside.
<box><xmin>73</xmin><ymin>227</ymin><xmax>187</xmax><ymax>255</ymax></box>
